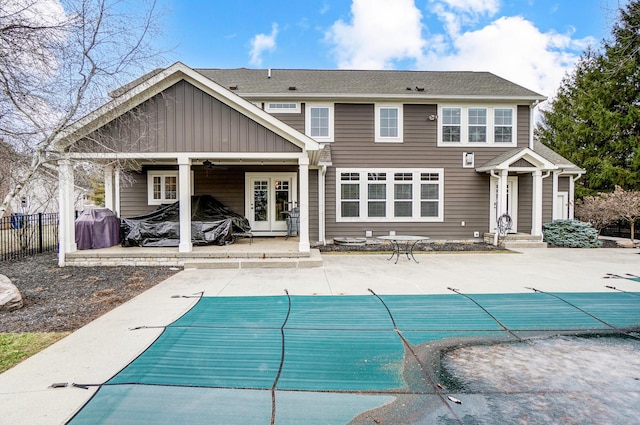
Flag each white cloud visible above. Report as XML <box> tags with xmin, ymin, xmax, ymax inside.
<box><xmin>325</xmin><ymin>0</ymin><xmax>425</xmax><ymax>69</ymax></box>
<box><xmin>249</xmin><ymin>23</ymin><xmax>279</xmax><ymax>67</ymax></box>
<box><xmin>420</xmin><ymin>15</ymin><xmax>596</xmax><ymax>97</ymax></box>
<box><xmin>324</xmin><ymin>0</ymin><xmax>596</xmax><ymax>97</ymax></box>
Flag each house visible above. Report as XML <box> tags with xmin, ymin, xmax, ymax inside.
<box><xmin>55</xmin><ymin>62</ymin><xmax>583</xmax><ymax>265</ymax></box>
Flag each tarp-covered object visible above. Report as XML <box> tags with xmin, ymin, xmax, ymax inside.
<box><xmin>76</xmin><ymin>208</ymin><xmax>121</xmax><ymax>250</ymax></box>
<box><xmin>121</xmin><ymin>195</ymin><xmax>251</xmax><ymax>247</ymax></box>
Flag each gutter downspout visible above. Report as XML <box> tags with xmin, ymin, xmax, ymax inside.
<box><xmin>490</xmin><ymin>170</ymin><xmax>500</xmax><ymax>246</ymax></box>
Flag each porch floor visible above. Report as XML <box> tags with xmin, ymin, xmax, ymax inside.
<box><xmin>64</xmin><ymin>237</ymin><xmax>323</xmax><ymax>269</ymax></box>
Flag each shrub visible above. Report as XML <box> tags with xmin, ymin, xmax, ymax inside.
<box><xmin>543</xmin><ymin>219</ymin><xmax>602</xmax><ymax>248</ymax></box>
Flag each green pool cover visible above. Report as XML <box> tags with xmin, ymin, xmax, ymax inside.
<box><xmin>67</xmin><ymin>291</ymin><xmax>640</xmax><ymax>424</ymax></box>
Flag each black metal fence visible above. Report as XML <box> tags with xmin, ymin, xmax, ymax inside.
<box><xmin>0</xmin><ymin>212</ymin><xmax>59</xmax><ymax>261</ymax></box>
<box><xmin>600</xmin><ymin>220</ymin><xmax>640</xmax><ymax>240</ymax></box>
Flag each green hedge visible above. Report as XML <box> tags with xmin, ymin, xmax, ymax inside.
<box><xmin>543</xmin><ymin>219</ymin><xmax>602</xmax><ymax>248</ymax></box>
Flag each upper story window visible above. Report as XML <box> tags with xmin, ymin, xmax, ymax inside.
<box><xmin>494</xmin><ymin>108</ymin><xmax>513</xmax><ymax>143</ymax></box>
<box><xmin>147</xmin><ymin>171</ymin><xmax>178</xmax><ymax>205</ymax></box>
<box><xmin>375</xmin><ymin>104</ymin><xmax>403</xmax><ymax>143</ymax></box>
<box><xmin>438</xmin><ymin>105</ymin><xmax>517</xmax><ymax>146</ymax></box>
<box><xmin>265</xmin><ymin>102</ymin><xmax>301</xmax><ymax>113</ymax></box>
<box><xmin>305</xmin><ymin>103</ymin><xmax>334</xmax><ymax>142</ymax></box>
<box><xmin>336</xmin><ymin>168</ymin><xmax>444</xmax><ymax>222</ymax></box>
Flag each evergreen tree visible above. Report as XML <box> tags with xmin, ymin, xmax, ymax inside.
<box><xmin>536</xmin><ymin>0</ymin><xmax>640</xmax><ymax>197</ymax></box>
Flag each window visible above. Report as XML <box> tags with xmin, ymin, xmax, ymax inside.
<box><xmin>375</xmin><ymin>105</ymin><xmax>403</xmax><ymax>142</ymax></box>
<box><xmin>336</xmin><ymin>168</ymin><xmax>444</xmax><ymax>222</ymax></box>
<box><xmin>147</xmin><ymin>171</ymin><xmax>178</xmax><ymax>205</ymax></box>
<box><xmin>442</xmin><ymin>108</ymin><xmax>461</xmax><ymax>142</ymax></box>
<box><xmin>468</xmin><ymin>108</ymin><xmax>487</xmax><ymax>143</ymax></box>
<box><xmin>305</xmin><ymin>104</ymin><xmax>334</xmax><ymax>142</ymax></box>
<box><xmin>494</xmin><ymin>108</ymin><xmax>513</xmax><ymax>143</ymax></box>
<box><xmin>340</xmin><ymin>172</ymin><xmax>360</xmax><ymax>218</ymax></box>
<box><xmin>265</xmin><ymin>102</ymin><xmax>300</xmax><ymax>113</ymax></box>
<box><xmin>438</xmin><ymin>106</ymin><xmax>517</xmax><ymax>146</ymax></box>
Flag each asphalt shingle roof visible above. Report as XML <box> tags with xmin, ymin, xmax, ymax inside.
<box><xmin>194</xmin><ymin>68</ymin><xmax>545</xmax><ymax>99</ymax></box>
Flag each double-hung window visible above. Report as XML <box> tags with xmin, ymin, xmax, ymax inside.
<box><xmin>442</xmin><ymin>108</ymin><xmax>461</xmax><ymax>142</ymax></box>
<box><xmin>337</xmin><ymin>168</ymin><xmax>444</xmax><ymax>222</ymax></box>
<box><xmin>494</xmin><ymin>108</ymin><xmax>513</xmax><ymax>143</ymax></box>
<box><xmin>375</xmin><ymin>105</ymin><xmax>403</xmax><ymax>143</ymax></box>
<box><xmin>468</xmin><ymin>108</ymin><xmax>487</xmax><ymax>143</ymax></box>
<box><xmin>148</xmin><ymin>171</ymin><xmax>178</xmax><ymax>205</ymax></box>
<box><xmin>438</xmin><ymin>106</ymin><xmax>516</xmax><ymax>145</ymax></box>
<box><xmin>305</xmin><ymin>103</ymin><xmax>334</xmax><ymax>142</ymax></box>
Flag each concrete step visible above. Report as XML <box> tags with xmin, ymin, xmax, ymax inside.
<box><xmin>183</xmin><ymin>249</ymin><xmax>323</xmax><ymax>269</ymax></box>
<box><xmin>502</xmin><ymin>241</ymin><xmax>548</xmax><ymax>249</ymax></box>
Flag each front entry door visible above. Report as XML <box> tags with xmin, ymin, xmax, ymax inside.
<box><xmin>246</xmin><ymin>173</ymin><xmax>297</xmax><ymax>235</ymax></box>
<box><xmin>490</xmin><ymin>176</ymin><xmax>518</xmax><ymax>233</ymax></box>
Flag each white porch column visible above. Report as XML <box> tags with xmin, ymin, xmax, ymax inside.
<box><xmin>298</xmin><ymin>157</ymin><xmax>310</xmax><ymax>252</ymax></box>
<box><xmin>58</xmin><ymin>159</ymin><xmax>77</xmax><ymax>266</ymax></box>
<box><xmin>114</xmin><ymin>168</ymin><xmax>121</xmax><ymax>217</ymax></box>
<box><xmin>532</xmin><ymin>170</ymin><xmax>543</xmax><ymax>236</ymax></box>
<box><xmin>178</xmin><ymin>157</ymin><xmax>192</xmax><ymax>253</ymax></box>
<box><xmin>318</xmin><ymin>166</ymin><xmax>326</xmax><ymax>245</ymax></box>
<box><xmin>104</xmin><ymin>166</ymin><xmax>114</xmax><ymax>211</ymax></box>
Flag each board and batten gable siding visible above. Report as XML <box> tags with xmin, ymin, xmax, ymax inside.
<box><xmin>324</xmin><ymin>103</ymin><xmax>533</xmax><ymax>239</ymax></box>
<box><xmin>73</xmin><ymin>80</ymin><xmax>302</xmax><ymax>154</ymax></box>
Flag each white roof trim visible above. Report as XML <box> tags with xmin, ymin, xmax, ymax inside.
<box><xmin>476</xmin><ymin>148</ymin><xmax>558</xmax><ymax>172</ymax></box>
<box><xmin>55</xmin><ymin>62</ymin><xmax>321</xmax><ymax>155</ymax></box>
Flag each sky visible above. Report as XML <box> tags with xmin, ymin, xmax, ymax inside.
<box><xmin>149</xmin><ymin>0</ymin><xmax>622</xmax><ymax>100</ymax></box>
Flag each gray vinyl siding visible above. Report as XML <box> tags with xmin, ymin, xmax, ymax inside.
<box><xmin>517</xmin><ymin>175</ymin><xmax>533</xmax><ymax>233</ymax></box>
<box><xmin>558</xmin><ymin>176</ymin><xmax>570</xmax><ymax>192</ymax></box>
<box><xmin>74</xmin><ymin>80</ymin><xmax>302</xmax><ymax>154</ymax></box>
<box><xmin>324</xmin><ymin>103</ymin><xmax>534</xmax><ymax>240</ymax></box>
<box><xmin>517</xmin><ymin>105</ymin><xmax>530</xmax><ymax>148</ymax></box>
<box><xmin>120</xmin><ymin>165</ymin><xmax>298</xmax><ymax>220</ymax></box>
<box><xmin>309</xmin><ymin>170</ymin><xmax>319</xmax><ymax>242</ymax></box>
<box><xmin>543</xmin><ymin>177</ymin><xmax>554</xmax><ymax>223</ymax></box>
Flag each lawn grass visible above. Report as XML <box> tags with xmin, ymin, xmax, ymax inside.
<box><xmin>0</xmin><ymin>332</ymin><xmax>70</xmax><ymax>373</ymax></box>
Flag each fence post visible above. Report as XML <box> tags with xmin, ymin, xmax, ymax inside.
<box><xmin>38</xmin><ymin>213</ymin><xmax>43</xmax><ymax>253</ymax></box>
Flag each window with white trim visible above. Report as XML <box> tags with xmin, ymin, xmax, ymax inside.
<box><xmin>494</xmin><ymin>108</ymin><xmax>513</xmax><ymax>143</ymax></box>
<box><xmin>336</xmin><ymin>168</ymin><xmax>444</xmax><ymax>222</ymax></box>
<box><xmin>305</xmin><ymin>103</ymin><xmax>334</xmax><ymax>142</ymax></box>
<box><xmin>147</xmin><ymin>171</ymin><xmax>178</xmax><ymax>205</ymax></box>
<box><xmin>438</xmin><ymin>105</ymin><xmax>517</xmax><ymax>146</ymax></box>
<box><xmin>375</xmin><ymin>105</ymin><xmax>403</xmax><ymax>143</ymax></box>
<box><xmin>265</xmin><ymin>102</ymin><xmax>300</xmax><ymax>113</ymax></box>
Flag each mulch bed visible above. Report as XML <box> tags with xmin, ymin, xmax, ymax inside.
<box><xmin>0</xmin><ymin>253</ymin><xmax>180</xmax><ymax>333</ymax></box>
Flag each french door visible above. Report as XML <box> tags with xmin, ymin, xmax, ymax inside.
<box><xmin>245</xmin><ymin>173</ymin><xmax>297</xmax><ymax>235</ymax></box>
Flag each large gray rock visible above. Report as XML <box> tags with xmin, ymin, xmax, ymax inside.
<box><xmin>0</xmin><ymin>274</ymin><xmax>23</xmax><ymax>312</ymax></box>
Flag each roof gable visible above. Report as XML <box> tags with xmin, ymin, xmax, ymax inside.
<box><xmin>56</xmin><ymin>62</ymin><xmax>321</xmax><ymax>156</ymax></box>
<box><xmin>477</xmin><ymin>148</ymin><xmax>558</xmax><ymax>172</ymax></box>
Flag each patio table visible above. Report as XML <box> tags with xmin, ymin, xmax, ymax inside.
<box><xmin>376</xmin><ymin>235</ymin><xmax>429</xmax><ymax>264</ymax></box>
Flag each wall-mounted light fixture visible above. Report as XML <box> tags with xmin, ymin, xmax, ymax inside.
<box><xmin>428</xmin><ymin>114</ymin><xmax>438</xmax><ymax>121</ymax></box>
<box><xmin>202</xmin><ymin>160</ymin><xmax>213</xmax><ymax>168</ymax></box>
<box><xmin>463</xmin><ymin>152</ymin><xmax>475</xmax><ymax>168</ymax></box>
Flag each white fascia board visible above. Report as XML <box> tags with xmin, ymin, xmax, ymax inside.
<box><xmin>476</xmin><ymin>148</ymin><xmax>558</xmax><ymax>172</ymax></box>
<box><xmin>56</xmin><ymin>62</ymin><xmax>321</xmax><ymax>155</ymax></box>
<box><xmin>63</xmin><ymin>151</ymin><xmax>307</xmax><ymax>160</ymax></box>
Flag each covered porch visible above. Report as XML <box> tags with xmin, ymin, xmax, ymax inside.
<box><xmin>477</xmin><ymin>147</ymin><xmax>581</xmax><ymax>243</ymax></box>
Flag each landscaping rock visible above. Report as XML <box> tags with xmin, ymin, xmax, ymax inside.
<box><xmin>0</xmin><ymin>274</ymin><xmax>23</xmax><ymax>311</ymax></box>
<box><xmin>616</xmin><ymin>239</ymin><xmax>636</xmax><ymax>248</ymax></box>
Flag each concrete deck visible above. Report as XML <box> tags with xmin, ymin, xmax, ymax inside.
<box><xmin>1</xmin><ymin>248</ymin><xmax>640</xmax><ymax>424</ymax></box>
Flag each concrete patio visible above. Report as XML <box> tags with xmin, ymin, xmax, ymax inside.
<box><xmin>1</xmin><ymin>247</ymin><xmax>640</xmax><ymax>424</ymax></box>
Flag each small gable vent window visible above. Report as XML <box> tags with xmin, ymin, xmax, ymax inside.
<box><xmin>265</xmin><ymin>102</ymin><xmax>300</xmax><ymax>113</ymax></box>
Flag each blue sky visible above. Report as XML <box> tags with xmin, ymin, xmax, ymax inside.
<box><xmin>153</xmin><ymin>0</ymin><xmax>619</xmax><ymax>98</ymax></box>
